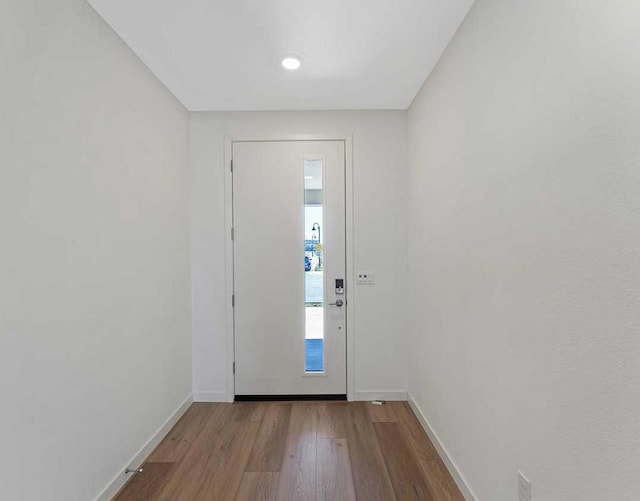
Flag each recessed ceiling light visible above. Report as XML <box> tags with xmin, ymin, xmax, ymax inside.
<box><xmin>281</xmin><ymin>55</ymin><xmax>301</xmax><ymax>70</ymax></box>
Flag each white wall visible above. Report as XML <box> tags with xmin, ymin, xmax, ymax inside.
<box><xmin>189</xmin><ymin>111</ymin><xmax>408</xmax><ymax>401</ymax></box>
<box><xmin>0</xmin><ymin>1</ymin><xmax>191</xmax><ymax>500</ymax></box>
<box><xmin>407</xmin><ymin>0</ymin><xmax>640</xmax><ymax>500</ymax></box>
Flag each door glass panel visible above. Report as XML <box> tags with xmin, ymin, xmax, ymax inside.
<box><xmin>304</xmin><ymin>159</ymin><xmax>324</xmax><ymax>372</ymax></box>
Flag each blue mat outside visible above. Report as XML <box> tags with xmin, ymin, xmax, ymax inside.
<box><xmin>305</xmin><ymin>339</ymin><xmax>324</xmax><ymax>372</ymax></box>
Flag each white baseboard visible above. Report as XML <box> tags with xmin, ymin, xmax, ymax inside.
<box><xmin>94</xmin><ymin>394</ymin><xmax>193</xmax><ymax>501</ymax></box>
<box><xmin>407</xmin><ymin>393</ymin><xmax>477</xmax><ymax>501</ymax></box>
<box><xmin>193</xmin><ymin>390</ymin><xmax>229</xmax><ymax>402</ymax></box>
<box><xmin>354</xmin><ymin>390</ymin><xmax>407</xmax><ymax>401</ymax></box>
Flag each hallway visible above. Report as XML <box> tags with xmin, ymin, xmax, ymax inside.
<box><xmin>115</xmin><ymin>401</ymin><xmax>463</xmax><ymax>501</ymax></box>
<box><xmin>5</xmin><ymin>0</ymin><xmax>640</xmax><ymax>499</ymax></box>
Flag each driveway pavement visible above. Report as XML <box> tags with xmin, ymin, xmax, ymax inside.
<box><xmin>305</xmin><ymin>271</ymin><xmax>323</xmax><ymax>303</ymax></box>
<box><xmin>305</xmin><ymin>271</ymin><xmax>324</xmax><ymax>339</ymax></box>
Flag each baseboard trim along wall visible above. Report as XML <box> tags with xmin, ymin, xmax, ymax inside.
<box><xmin>354</xmin><ymin>390</ymin><xmax>408</xmax><ymax>401</ymax></box>
<box><xmin>94</xmin><ymin>394</ymin><xmax>193</xmax><ymax>501</ymax></box>
<box><xmin>407</xmin><ymin>394</ymin><xmax>477</xmax><ymax>501</ymax></box>
<box><xmin>193</xmin><ymin>390</ymin><xmax>229</xmax><ymax>402</ymax></box>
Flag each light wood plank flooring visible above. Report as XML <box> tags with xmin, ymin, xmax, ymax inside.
<box><xmin>114</xmin><ymin>401</ymin><xmax>464</xmax><ymax>501</ymax></box>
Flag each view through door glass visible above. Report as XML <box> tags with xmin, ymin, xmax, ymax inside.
<box><xmin>304</xmin><ymin>159</ymin><xmax>324</xmax><ymax>372</ymax></box>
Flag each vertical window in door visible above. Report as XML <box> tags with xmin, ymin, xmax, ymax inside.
<box><xmin>304</xmin><ymin>160</ymin><xmax>324</xmax><ymax>372</ymax></box>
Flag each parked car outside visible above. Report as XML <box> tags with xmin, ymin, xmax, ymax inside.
<box><xmin>305</xmin><ymin>256</ymin><xmax>312</xmax><ymax>271</ymax></box>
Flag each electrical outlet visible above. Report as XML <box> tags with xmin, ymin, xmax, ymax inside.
<box><xmin>356</xmin><ymin>271</ymin><xmax>375</xmax><ymax>284</ymax></box>
<box><xmin>518</xmin><ymin>471</ymin><xmax>531</xmax><ymax>501</ymax></box>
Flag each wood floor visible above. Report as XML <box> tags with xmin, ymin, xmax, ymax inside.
<box><xmin>115</xmin><ymin>401</ymin><xmax>464</xmax><ymax>501</ymax></box>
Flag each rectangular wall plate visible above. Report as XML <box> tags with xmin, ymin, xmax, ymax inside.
<box><xmin>356</xmin><ymin>271</ymin><xmax>374</xmax><ymax>284</ymax></box>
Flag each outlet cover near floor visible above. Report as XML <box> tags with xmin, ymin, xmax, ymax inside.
<box><xmin>518</xmin><ymin>471</ymin><xmax>531</xmax><ymax>501</ymax></box>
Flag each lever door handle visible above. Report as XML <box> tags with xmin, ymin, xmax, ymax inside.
<box><xmin>328</xmin><ymin>299</ymin><xmax>344</xmax><ymax>307</ymax></box>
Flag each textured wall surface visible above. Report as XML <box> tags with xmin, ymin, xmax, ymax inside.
<box><xmin>407</xmin><ymin>0</ymin><xmax>640</xmax><ymax>499</ymax></box>
<box><xmin>0</xmin><ymin>1</ymin><xmax>191</xmax><ymax>499</ymax></box>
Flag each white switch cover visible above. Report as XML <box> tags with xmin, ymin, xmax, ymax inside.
<box><xmin>518</xmin><ymin>471</ymin><xmax>531</xmax><ymax>501</ymax></box>
<box><xmin>356</xmin><ymin>271</ymin><xmax>375</xmax><ymax>285</ymax></box>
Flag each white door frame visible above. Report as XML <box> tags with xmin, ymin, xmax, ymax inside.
<box><xmin>223</xmin><ymin>135</ymin><xmax>355</xmax><ymax>401</ymax></box>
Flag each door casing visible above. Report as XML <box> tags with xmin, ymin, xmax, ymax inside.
<box><xmin>223</xmin><ymin>135</ymin><xmax>355</xmax><ymax>401</ymax></box>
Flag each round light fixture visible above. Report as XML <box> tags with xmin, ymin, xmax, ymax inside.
<box><xmin>281</xmin><ymin>55</ymin><xmax>301</xmax><ymax>70</ymax></box>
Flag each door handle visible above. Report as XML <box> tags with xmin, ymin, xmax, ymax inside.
<box><xmin>328</xmin><ymin>299</ymin><xmax>344</xmax><ymax>307</ymax></box>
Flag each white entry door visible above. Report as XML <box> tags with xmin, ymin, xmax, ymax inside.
<box><xmin>233</xmin><ymin>140</ymin><xmax>347</xmax><ymax>397</ymax></box>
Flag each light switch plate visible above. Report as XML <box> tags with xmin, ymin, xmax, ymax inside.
<box><xmin>356</xmin><ymin>271</ymin><xmax>375</xmax><ymax>285</ymax></box>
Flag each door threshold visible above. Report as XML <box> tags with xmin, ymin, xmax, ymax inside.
<box><xmin>234</xmin><ymin>394</ymin><xmax>347</xmax><ymax>402</ymax></box>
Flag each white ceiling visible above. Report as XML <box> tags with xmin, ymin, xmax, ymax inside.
<box><xmin>87</xmin><ymin>0</ymin><xmax>475</xmax><ymax>111</ymax></box>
